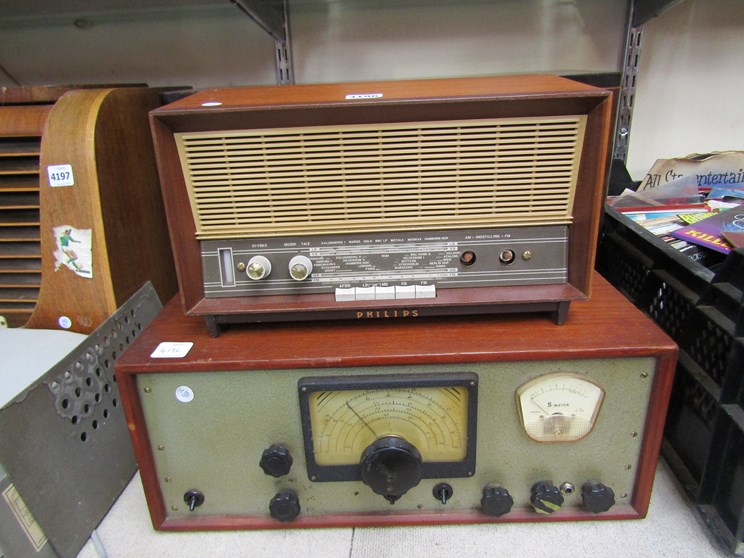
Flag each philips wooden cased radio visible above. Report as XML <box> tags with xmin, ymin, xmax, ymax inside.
<box><xmin>150</xmin><ymin>75</ymin><xmax>612</xmax><ymax>334</ymax></box>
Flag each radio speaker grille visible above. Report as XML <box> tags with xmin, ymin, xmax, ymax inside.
<box><xmin>176</xmin><ymin>116</ymin><xmax>586</xmax><ymax>240</ymax></box>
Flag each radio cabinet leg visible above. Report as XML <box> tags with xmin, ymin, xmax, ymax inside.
<box><xmin>553</xmin><ymin>302</ymin><xmax>570</xmax><ymax>325</ymax></box>
<box><xmin>204</xmin><ymin>315</ymin><xmax>221</xmax><ymax>337</ymax></box>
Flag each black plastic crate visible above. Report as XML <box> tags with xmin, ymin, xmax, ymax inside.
<box><xmin>599</xmin><ymin>208</ymin><xmax>743</xmax><ymax>394</ymax></box>
<box><xmin>664</xmin><ymin>351</ymin><xmax>721</xmax><ymax>488</ymax></box>
<box><xmin>697</xmin><ymin>406</ymin><xmax>744</xmax><ymax>556</ymax></box>
<box><xmin>598</xmin><ymin>205</ymin><xmax>744</xmax><ymax>555</ymax></box>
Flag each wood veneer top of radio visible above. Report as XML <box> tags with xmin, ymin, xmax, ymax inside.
<box><xmin>152</xmin><ymin>74</ymin><xmax>608</xmax><ymax>114</ymax></box>
<box><xmin>116</xmin><ymin>273</ymin><xmax>676</xmax><ymax>375</ymax></box>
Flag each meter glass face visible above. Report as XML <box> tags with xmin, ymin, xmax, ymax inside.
<box><xmin>299</xmin><ymin>373</ymin><xmax>477</xmax><ymax>482</ymax></box>
<box><xmin>516</xmin><ymin>372</ymin><xmax>605</xmax><ymax>443</ymax></box>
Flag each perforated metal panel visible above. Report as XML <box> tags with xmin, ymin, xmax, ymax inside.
<box><xmin>0</xmin><ymin>283</ymin><xmax>162</xmax><ymax>558</ymax></box>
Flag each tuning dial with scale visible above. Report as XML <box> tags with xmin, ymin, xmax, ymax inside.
<box><xmin>298</xmin><ymin>373</ymin><xmax>477</xmax><ymax>503</ymax></box>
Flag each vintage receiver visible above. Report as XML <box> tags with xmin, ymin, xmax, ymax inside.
<box><xmin>116</xmin><ymin>274</ymin><xmax>677</xmax><ymax>530</ymax></box>
<box><xmin>150</xmin><ymin>75</ymin><xmax>613</xmax><ymax>334</ymax></box>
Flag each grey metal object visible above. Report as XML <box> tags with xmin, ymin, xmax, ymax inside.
<box><xmin>614</xmin><ymin>2</ymin><xmax>644</xmax><ymax>162</ymax></box>
<box><xmin>0</xmin><ymin>282</ymin><xmax>162</xmax><ymax>558</ymax></box>
<box><xmin>231</xmin><ymin>0</ymin><xmax>294</xmax><ymax>84</ymax></box>
<box><xmin>633</xmin><ymin>0</ymin><xmax>686</xmax><ymax>27</ymax></box>
<box><xmin>274</xmin><ymin>0</ymin><xmax>294</xmax><ymax>84</ymax></box>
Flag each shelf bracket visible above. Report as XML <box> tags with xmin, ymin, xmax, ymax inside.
<box><xmin>614</xmin><ymin>0</ymin><xmax>688</xmax><ymax>161</ymax></box>
<box><xmin>230</xmin><ymin>0</ymin><xmax>294</xmax><ymax>85</ymax></box>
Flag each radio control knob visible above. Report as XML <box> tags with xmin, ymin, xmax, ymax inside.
<box><xmin>259</xmin><ymin>444</ymin><xmax>293</xmax><ymax>477</ymax></box>
<box><xmin>288</xmin><ymin>255</ymin><xmax>313</xmax><ymax>281</ymax></box>
<box><xmin>361</xmin><ymin>436</ymin><xmax>422</xmax><ymax>504</ymax></box>
<box><xmin>246</xmin><ymin>255</ymin><xmax>271</xmax><ymax>280</ymax></box>
<box><xmin>581</xmin><ymin>481</ymin><xmax>615</xmax><ymax>513</ymax></box>
<box><xmin>269</xmin><ymin>489</ymin><xmax>301</xmax><ymax>522</ymax></box>
<box><xmin>530</xmin><ymin>480</ymin><xmax>564</xmax><ymax>514</ymax></box>
<box><xmin>481</xmin><ymin>485</ymin><xmax>514</xmax><ymax>517</ymax></box>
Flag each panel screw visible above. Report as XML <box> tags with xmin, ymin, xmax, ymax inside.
<box><xmin>236</xmin><ymin>262</ymin><xmax>246</xmax><ymax>272</ymax></box>
<box><xmin>144</xmin><ymin>387</ymin><xmax>152</xmax><ymax>393</ymax></box>
<box><xmin>522</xmin><ymin>250</ymin><xmax>533</xmax><ymax>260</ymax></box>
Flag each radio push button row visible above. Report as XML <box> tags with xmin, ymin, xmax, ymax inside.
<box><xmin>246</xmin><ymin>255</ymin><xmax>271</xmax><ymax>280</ymax></box>
<box><xmin>288</xmin><ymin>255</ymin><xmax>313</xmax><ymax>281</ymax></box>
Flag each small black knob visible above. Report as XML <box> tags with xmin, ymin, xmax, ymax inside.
<box><xmin>530</xmin><ymin>481</ymin><xmax>564</xmax><ymax>514</ymax></box>
<box><xmin>269</xmin><ymin>489</ymin><xmax>301</xmax><ymax>522</ymax></box>
<box><xmin>183</xmin><ymin>489</ymin><xmax>205</xmax><ymax>512</ymax></box>
<box><xmin>361</xmin><ymin>436</ymin><xmax>422</xmax><ymax>504</ymax></box>
<box><xmin>481</xmin><ymin>485</ymin><xmax>514</xmax><ymax>517</ymax></box>
<box><xmin>260</xmin><ymin>444</ymin><xmax>293</xmax><ymax>477</ymax></box>
<box><xmin>581</xmin><ymin>481</ymin><xmax>615</xmax><ymax>513</ymax></box>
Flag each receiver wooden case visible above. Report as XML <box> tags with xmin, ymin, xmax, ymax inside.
<box><xmin>116</xmin><ymin>274</ymin><xmax>676</xmax><ymax>530</ymax></box>
<box><xmin>150</xmin><ymin>75</ymin><xmax>612</xmax><ymax>334</ymax></box>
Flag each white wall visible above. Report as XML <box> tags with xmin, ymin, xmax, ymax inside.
<box><xmin>290</xmin><ymin>0</ymin><xmax>626</xmax><ymax>83</ymax></box>
<box><xmin>625</xmin><ymin>0</ymin><xmax>744</xmax><ymax>179</ymax></box>
<box><xmin>0</xmin><ymin>0</ymin><xmax>626</xmax><ymax>88</ymax></box>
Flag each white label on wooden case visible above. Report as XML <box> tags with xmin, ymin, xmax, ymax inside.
<box><xmin>47</xmin><ymin>164</ymin><xmax>74</xmax><ymax>187</ymax></box>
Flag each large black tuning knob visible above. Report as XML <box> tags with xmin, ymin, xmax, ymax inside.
<box><xmin>481</xmin><ymin>485</ymin><xmax>514</xmax><ymax>517</ymax></box>
<box><xmin>530</xmin><ymin>481</ymin><xmax>564</xmax><ymax>514</ymax></box>
<box><xmin>581</xmin><ymin>481</ymin><xmax>615</xmax><ymax>513</ymax></box>
<box><xmin>259</xmin><ymin>444</ymin><xmax>293</xmax><ymax>477</ymax></box>
<box><xmin>361</xmin><ymin>436</ymin><xmax>422</xmax><ymax>504</ymax></box>
<box><xmin>269</xmin><ymin>489</ymin><xmax>301</xmax><ymax>522</ymax></box>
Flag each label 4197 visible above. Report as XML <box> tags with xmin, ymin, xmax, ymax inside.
<box><xmin>47</xmin><ymin>164</ymin><xmax>75</xmax><ymax>187</ymax></box>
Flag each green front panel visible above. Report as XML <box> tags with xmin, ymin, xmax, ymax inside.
<box><xmin>138</xmin><ymin>357</ymin><xmax>656</xmax><ymax>518</ymax></box>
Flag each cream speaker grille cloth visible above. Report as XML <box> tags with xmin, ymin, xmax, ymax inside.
<box><xmin>176</xmin><ymin>116</ymin><xmax>586</xmax><ymax>240</ymax></box>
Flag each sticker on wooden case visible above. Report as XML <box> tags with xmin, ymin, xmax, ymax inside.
<box><xmin>53</xmin><ymin>225</ymin><xmax>93</xmax><ymax>278</ymax></box>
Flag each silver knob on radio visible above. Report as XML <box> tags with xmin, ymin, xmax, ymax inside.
<box><xmin>288</xmin><ymin>255</ymin><xmax>313</xmax><ymax>281</ymax></box>
<box><xmin>246</xmin><ymin>256</ymin><xmax>272</xmax><ymax>280</ymax></box>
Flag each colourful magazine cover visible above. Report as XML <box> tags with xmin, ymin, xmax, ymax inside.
<box><xmin>669</xmin><ymin>205</ymin><xmax>744</xmax><ymax>254</ymax></box>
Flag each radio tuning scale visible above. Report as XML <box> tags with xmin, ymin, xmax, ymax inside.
<box><xmin>299</xmin><ymin>373</ymin><xmax>478</xmax><ymax>503</ymax></box>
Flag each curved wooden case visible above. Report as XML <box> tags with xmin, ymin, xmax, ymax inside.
<box><xmin>25</xmin><ymin>87</ymin><xmax>177</xmax><ymax>333</ymax></box>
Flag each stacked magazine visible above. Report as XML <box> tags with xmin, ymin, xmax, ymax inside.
<box><xmin>607</xmin><ymin>152</ymin><xmax>744</xmax><ymax>265</ymax></box>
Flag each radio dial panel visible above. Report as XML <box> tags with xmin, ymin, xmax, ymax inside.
<box><xmin>203</xmin><ymin>226</ymin><xmax>568</xmax><ymax>298</ymax></box>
